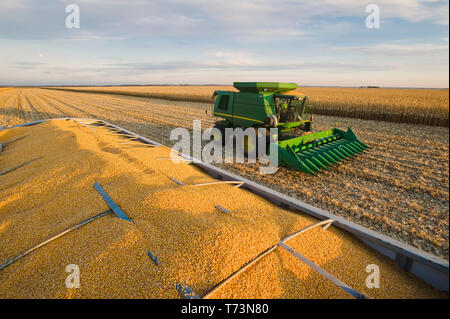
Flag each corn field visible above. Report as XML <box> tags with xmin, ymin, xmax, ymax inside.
<box><xmin>47</xmin><ymin>85</ymin><xmax>449</xmax><ymax>126</ymax></box>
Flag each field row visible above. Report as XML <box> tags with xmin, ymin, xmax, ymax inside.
<box><xmin>48</xmin><ymin>85</ymin><xmax>449</xmax><ymax>126</ymax></box>
<box><xmin>0</xmin><ymin>88</ymin><xmax>448</xmax><ymax>259</ymax></box>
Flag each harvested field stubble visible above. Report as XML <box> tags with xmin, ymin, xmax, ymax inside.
<box><xmin>0</xmin><ymin>88</ymin><xmax>448</xmax><ymax>259</ymax></box>
<box><xmin>0</xmin><ymin>120</ymin><xmax>445</xmax><ymax>298</ymax></box>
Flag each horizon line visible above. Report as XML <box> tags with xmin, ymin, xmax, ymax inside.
<box><xmin>1</xmin><ymin>84</ymin><xmax>449</xmax><ymax>90</ymax></box>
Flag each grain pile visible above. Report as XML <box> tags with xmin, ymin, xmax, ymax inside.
<box><xmin>0</xmin><ymin>119</ymin><xmax>445</xmax><ymax>298</ymax></box>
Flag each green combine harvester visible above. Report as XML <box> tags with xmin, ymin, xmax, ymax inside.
<box><xmin>212</xmin><ymin>82</ymin><xmax>369</xmax><ymax>175</ymax></box>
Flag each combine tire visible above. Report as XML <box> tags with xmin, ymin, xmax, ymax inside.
<box><xmin>239</xmin><ymin>127</ymin><xmax>266</xmax><ymax>157</ymax></box>
<box><xmin>303</xmin><ymin>121</ymin><xmax>312</xmax><ymax>132</ymax></box>
<box><xmin>212</xmin><ymin>122</ymin><xmax>226</xmax><ymax>147</ymax></box>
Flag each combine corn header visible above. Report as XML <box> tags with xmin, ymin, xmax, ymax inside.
<box><xmin>212</xmin><ymin>82</ymin><xmax>369</xmax><ymax>175</ymax></box>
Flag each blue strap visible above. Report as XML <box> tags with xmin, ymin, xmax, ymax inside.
<box><xmin>176</xmin><ymin>282</ymin><xmax>199</xmax><ymax>299</ymax></box>
<box><xmin>147</xmin><ymin>250</ymin><xmax>159</xmax><ymax>265</ymax></box>
<box><xmin>94</xmin><ymin>182</ymin><xmax>132</xmax><ymax>222</ymax></box>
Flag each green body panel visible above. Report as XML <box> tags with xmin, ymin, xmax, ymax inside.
<box><xmin>212</xmin><ymin>82</ymin><xmax>369</xmax><ymax>175</ymax></box>
<box><xmin>213</xmin><ymin>82</ymin><xmax>310</xmax><ymax>128</ymax></box>
<box><xmin>278</xmin><ymin>129</ymin><xmax>335</xmax><ymax>148</ymax></box>
<box><xmin>233</xmin><ymin>82</ymin><xmax>297</xmax><ymax>93</ymax></box>
<box><xmin>279</xmin><ymin>121</ymin><xmax>310</xmax><ymax>130</ymax></box>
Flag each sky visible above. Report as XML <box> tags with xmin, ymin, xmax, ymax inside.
<box><xmin>0</xmin><ymin>0</ymin><xmax>448</xmax><ymax>87</ymax></box>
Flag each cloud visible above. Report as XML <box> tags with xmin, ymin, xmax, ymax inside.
<box><xmin>312</xmin><ymin>0</ymin><xmax>449</xmax><ymax>25</ymax></box>
<box><xmin>330</xmin><ymin>43</ymin><xmax>449</xmax><ymax>56</ymax></box>
<box><xmin>204</xmin><ymin>50</ymin><xmax>258</xmax><ymax>66</ymax></box>
<box><xmin>13</xmin><ymin>61</ymin><xmax>47</xmax><ymax>68</ymax></box>
<box><xmin>0</xmin><ymin>0</ymin><xmax>447</xmax><ymax>41</ymax></box>
<box><xmin>100</xmin><ymin>57</ymin><xmax>392</xmax><ymax>74</ymax></box>
<box><xmin>0</xmin><ymin>1</ymin><xmax>448</xmax><ymax>87</ymax></box>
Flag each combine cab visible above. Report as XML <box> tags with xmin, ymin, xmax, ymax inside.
<box><xmin>212</xmin><ymin>82</ymin><xmax>369</xmax><ymax>175</ymax></box>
